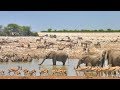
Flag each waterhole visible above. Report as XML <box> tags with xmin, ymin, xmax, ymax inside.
<box><xmin>0</xmin><ymin>59</ymin><xmax>108</xmax><ymax>76</ymax></box>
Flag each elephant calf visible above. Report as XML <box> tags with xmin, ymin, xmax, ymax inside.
<box><xmin>76</xmin><ymin>51</ymin><xmax>106</xmax><ymax>68</ymax></box>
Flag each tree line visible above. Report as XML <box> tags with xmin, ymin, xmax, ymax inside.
<box><xmin>41</xmin><ymin>28</ymin><xmax>120</xmax><ymax>32</ymax></box>
<box><xmin>0</xmin><ymin>24</ymin><xmax>38</xmax><ymax>36</ymax></box>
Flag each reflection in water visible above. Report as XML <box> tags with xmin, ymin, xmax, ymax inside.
<box><xmin>0</xmin><ymin>59</ymin><xmax>80</xmax><ymax>76</ymax></box>
<box><xmin>37</xmin><ymin>59</ymin><xmax>79</xmax><ymax>76</ymax></box>
<box><xmin>0</xmin><ymin>59</ymin><xmax>109</xmax><ymax>76</ymax></box>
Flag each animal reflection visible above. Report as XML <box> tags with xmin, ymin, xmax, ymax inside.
<box><xmin>51</xmin><ymin>66</ymin><xmax>67</xmax><ymax>76</ymax></box>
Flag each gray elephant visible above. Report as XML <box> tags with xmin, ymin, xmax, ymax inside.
<box><xmin>38</xmin><ymin>51</ymin><xmax>68</xmax><ymax>65</ymax></box>
<box><xmin>76</xmin><ymin>51</ymin><xmax>106</xmax><ymax>68</ymax></box>
<box><xmin>106</xmin><ymin>49</ymin><xmax>120</xmax><ymax>66</ymax></box>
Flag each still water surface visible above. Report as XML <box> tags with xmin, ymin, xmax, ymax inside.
<box><xmin>0</xmin><ymin>59</ymin><xmax>108</xmax><ymax>76</ymax></box>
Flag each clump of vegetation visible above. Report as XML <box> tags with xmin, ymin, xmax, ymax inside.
<box><xmin>41</xmin><ymin>28</ymin><xmax>120</xmax><ymax>32</ymax></box>
<box><xmin>0</xmin><ymin>24</ymin><xmax>39</xmax><ymax>36</ymax></box>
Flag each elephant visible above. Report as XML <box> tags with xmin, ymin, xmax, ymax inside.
<box><xmin>38</xmin><ymin>51</ymin><xmax>68</xmax><ymax>66</ymax></box>
<box><xmin>106</xmin><ymin>49</ymin><xmax>120</xmax><ymax>67</ymax></box>
<box><xmin>76</xmin><ymin>50</ymin><xmax>106</xmax><ymax>68</ymax></box>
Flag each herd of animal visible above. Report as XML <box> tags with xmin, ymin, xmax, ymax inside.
<box><xmin>0</xmin><ymin>33</ymin><xmax>120</xmax><ymax>78</ymax></box>
<box><xmin>0</xmin><ymin>66</ymin><xmax>67</xmax><ymax>76</ymax></box>
<box><xmin>75</xmin><ymin>66</ymin><xmax>120</xmax><ymax>78</ymax></box>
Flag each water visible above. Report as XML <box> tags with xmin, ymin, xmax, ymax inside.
<box><xmin>0</xmin><ymin>59</ymin><xmax>80</xmax><ymax>76</ymax></box>
<box><xmin>0</xmin><ymin>59</ymin><xmax>109</xmax><ymax>76</ymax></box>
<box><xmin>37</xmin><ymin>59</ymin><xmax>80</xmax><ymax>76</ymax></box>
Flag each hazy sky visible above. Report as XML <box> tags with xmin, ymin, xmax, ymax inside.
<box><xmin>0</xmin><ymin>11</ymin><xmax>120</xmax><ymax>32</ymax></box>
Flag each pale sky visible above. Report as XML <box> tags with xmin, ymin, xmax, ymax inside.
<box><xmin>0</xmin><ymin>11</ymin><xmax>120</xmax><ymax>32</ymax></box>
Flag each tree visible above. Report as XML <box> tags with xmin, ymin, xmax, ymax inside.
<box><xmin>0</xmin><ymin>25</ymin><xmax>3</xmax><ymax>30</ymax></box>
<box><xmin>63</xmin><ymin>29</ymin><xmax>67</xmax><ymax>32</ymax></box>
<box><xmin>22</xmin><ymin>26</ymin><xmax>31</xmax><ymax>36</ymax></box>
<box><xmin>107</xmin><ymin>29</ymin><xmax>112</xmax><ymax>32</ymax></box>
<box><xmin>98</xmin><ymin>29</ymin><xmax>104</xmax><ymax>32</ymax></box>
<box><xmin>93</xmin><ymin>30</ymin><xmax>98</xmax><ymax>32</ymax></box>
<box><xmin>5</xmin><ymin>23</ymin><xmax>20</xmax><ymax>36</ymax></box>
<box><xmin>0</xmin><ymin>25</ymin><xmax>3</xmax><ymax>33</ymax></box>
<box><xmin>48</xmin><ymin>28</ymin><xmax>52</xmax><ymax>32</ymax></box>
<box><xmin>0</xmin><ymin>25</ymin><xmax>5</xmax><ymax>36</ymax></box>
<box><xmin>3</xmin><ymin>27</ymin><xmax>11</xmax><ymax>36</ymax></box>
<box><xmin>31</xmin><ymin>32</ymin><xmax>39</xmax><ymax>36</ymax></box>
<box><xmin>1</xmin><ymin>23</ymin><xmax>37</xmax><ymax>36</ymax></box>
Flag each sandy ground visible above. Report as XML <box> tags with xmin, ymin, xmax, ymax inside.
<box><xmin>38</xmin><ymin>32</ymin><xmax>120</xmax><ymax>37</ymax></box>
<box><xmin>0</xmin><ymin>76</ymin><xmax>120</xmax><ymax>79</ymax></box>
<box><xmin>1</xmin><ymin>32</ymin><xmax>120</xmax><ymax>59</ymax></box>
<box><xmin>0</xmin><ymin>33</ymin><xmax>120</xmax><ymax>79</ymax></box>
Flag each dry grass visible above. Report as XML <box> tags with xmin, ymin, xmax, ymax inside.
<box><xmin>1</xmin><ymin>32</ymin><xmax>120</xmax><ymax>59</ymax></box>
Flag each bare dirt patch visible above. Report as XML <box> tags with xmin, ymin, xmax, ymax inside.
<box><xmin>0</xmin><ymin>76</ymin><xmax>120</xmax><ymax>79</ymax></box>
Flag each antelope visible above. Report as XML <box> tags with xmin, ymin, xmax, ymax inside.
<box><xmin>14</xmin><ymin>71</ymin><xmax>21</xmax><ymax>76</ymax></box>
<box><xmin>39</xmin><ymin>68</ymin><xmax>49</xmax><ymax>76</ymax></box>
<box><xmin>0</xmin><ymin>70</ymin><xmax>5</xmax><ymax>76</ymax></box>
<box><xmin>8</xmin><ymin>66</ymin><xmax>22</xmax><ymax>75</ymax></box>
<box><xmin>29</xmin><ymin>69</ymin><xmax>36</xmax><ymax>76</ymax></box>
<box><xmin>74</xmin><ymin>66</ymin><xmax>89</xmax><ymax>76</ymax></box>
<box><xmin>23</xmin><ymin>69</ymin><xmax>29</xmax><ymax>76</ymax></box>
<box><xmin>58</xmin><ymin>68</ymin><xmax>67</xmax><ymax>76</ymax></box>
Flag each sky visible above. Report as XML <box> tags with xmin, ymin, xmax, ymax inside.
<box><xmin>0</xmin><ymin>11</ymin><xmax>120</xmax><ymax>32</ymax></box>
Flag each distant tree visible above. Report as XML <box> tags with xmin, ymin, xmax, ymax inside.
<box><xmin>0</xmin><ymin>23</ymin><xmax>38</xmax><ymax>36</ymax></box>
<box><xmin>93</xmin><ymin>30</ymin><xmax>98</xmax><ymax>32</ymax></box>
<box><xmin>107</xmin><ymin>29</ymin><xmax>112</xmax><ymax>32</ymax></box>
<box><xmin>3</xmin><ymin>27</ymin><xmax>11</xmax><ymax>36</ymax></box>
<box><xmin>0</xmin><ymin>25</ymin><xmax>3</xmax><ymax>33</ymax></box>
<box><xmin>4</xmin><ymin>24</ymin><xmax>21</xmax><ymax>36</ymax></box>
<box><xmin>63</xmin><ymin>29</ymin><xmax>67</xmax><ymax>32</ymax></box>
<box><xmin>0</xmin><ymin>25</ymin><xmax>5</xmax><ymax>36</ymax></box>
<box><xmin>22</xmin><ymin>26</ymin><xmax>31</xmax><ymax>36</ymax></box>
<box><xmin>98</xmin><ymin>29</ymin><xmax>104</xmax><ymax>32</ymax></box>
<box><xmin>0</xmin><ymin>25</ymin><xmax>3</xmax><ymax>30</ymax></box>
<box><xmin>48</xmin><ymin>28</ymin><xmax>52</xmax><ymax>32</ymax></box>
<box><xmin>31</xmin><ymin>32</ymin><xmax>39</xmax><ymax>36</ymax></box>
<box><xmin>41</xmin><ymin>29</ymin><xmax>120</xmax><ymax>32</ymax></box>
